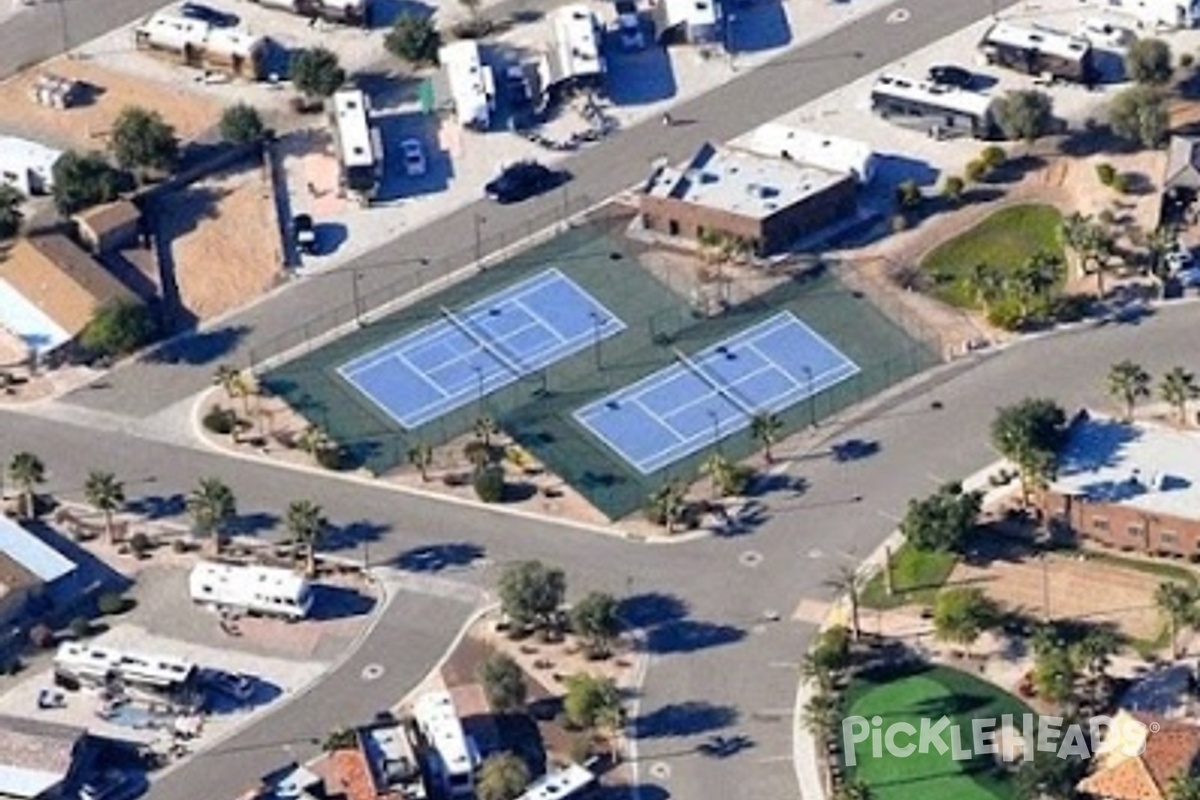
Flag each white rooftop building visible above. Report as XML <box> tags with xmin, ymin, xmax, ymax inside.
<box><xmin>740</xmin><ymin>123</ymin><xmax>876</xmax><ymax>184</ymax></box>
<box><xmin>439</xmin><ymin>40</ymin><xmax>495</xmax><ymax>130</ymax></box>
<box><xmin>655</xmin><ymin>0</ymin><xmax>722</xmax><ymax>43</ymax></box>
<box><xmin>516</xmin><ymin>764</ymin><xmax>596</xmax><ymax>800</ymax></box>
<box><xmin>0</xmin><ymin>716</ymin><xmax>87</xmax><ymax>800</ymax></box>
<box><xmin>413</xmin><ymin>691</ymin><xmax>475</xmax><ymax>797</ymax></box>
<box><xmin>0</xmin><ymin>135</ymin><xmax>62</xmax><ymax>196</ymax></box>
<box><xmin>546</xmin><ymin>5</ymin><xmax>604</xmax><ymax>87</ymax></box>
<box><xmin>188</xmin><ymin>561</ymin><xmax>314</xmax><ymax>619</ymax></box>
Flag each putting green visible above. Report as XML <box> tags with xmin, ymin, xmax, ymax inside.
<box><xmin>842</xmin><ymin>665</ymin><xmax>1031</xmax><ymax>800</ymax></box>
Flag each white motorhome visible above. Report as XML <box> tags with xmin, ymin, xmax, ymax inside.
<box><xmin>54</xmin><ymin>643</ymin><xmax>197</xmax><ymax>694</ymax></box>
<box><xmin>188</xmin><ymin>561</ymin><xmax>314</xmax><ymax>620</ymax></box>
<box><xmin>133</xmin><ymin>12</ymin><xmax>266</xmax><ymax>79</ymax></box>
<box><xmin>1099</xmin><ymin>0</ymin><xmax>1200</xmax><ymax>28</ymax></box>
<box><xmin>330</xmin><ymin>89</ymin><xmax>383</xmax><ymax>202</ymax></box>
<box><xmin>439</xmin><ymin>41</ymin><xmax>496</xmax><ymax>130</ymax></box>
<box><xmin>414</xmin><ymin>691</ymin><xmax>476</xmax><ymax>797</ymax></box>
<box><xmin>516</xmin><ymin>764</ymin><xmax>596</xmax><ymax>800</ymax></box>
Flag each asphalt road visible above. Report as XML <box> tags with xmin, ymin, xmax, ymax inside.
<box><xmin>67</xmin><ymin>0</ymin><xmax>1001</xmax><ymax>419</ymax></box>
<box><xmin>6</xmin><ymin>304</ymin><xmax>1198</xmax><ymax>799</ymax></box>
<box><xmin>0</xmin><ymin>0</ymin><xmax>170</xmax><ymax>78</ymax></box>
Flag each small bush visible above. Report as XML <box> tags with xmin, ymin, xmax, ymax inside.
<box><xmin>97</xmin><ymin>591</ymin><xmax>130</xmax><ymax>616</ymax></box>
<box><xmin>979</xmin><ymin>145</ymin><xmax>1006</xmax><ymax>169</ymax></box>
<box><xmin>1111</xmin><ymin>172</ymin><xmax>1131</xmax><ymax>194</ymax></box>
<box><xmin>965</xmin><ymin>159</ymin><xmax>988</xmax><ymax>183</ymax></box>
<box><xmin>941</xmin><ymin>175</ymin><xmax>966</xmax><ymax>203</ymax></box>
<box><xmin>172</xmin><ymin>539</ymin><xmax>189</xmax><ymax>554</ymax></box>
<box><xmin>315</xmin><ymin>447</ymin><xmax>344</xmax><ymax>470</ymax></box>
<box><xmin>129</xmin><ymin>531</ymin><xmax>152</xmax><ymax>557</ymax></box>
<box><xmin>69</xmin><ymin>616</ymin><xmax>91</xmax><ymax>638</ymax></box>
<box><xmin>986</xmin><ymin>298</ymin><xmax>1026</xmax><ymax>331</ymax></box>
<box><xmin>1182</xmin><ymin>53</ymin><xmax>1196</xmax><ymax>69</ymax></box>
<box><xmin>895</xmin><ymin>179</ymin><xmax>922</xmax><ymax>209</ymax></box>
<box><xmin>1050</xmin><ymin>293</ymin><xmax>1095</xmax><ymax>323</ymax></box>
<box><xmin>202</xmin><ymin>406</ymin><xmax>238</xmax><ymax>435</ymax></box>
<box><xmin>1096</xmin><ymin>163</ymin><xmax>1117</xmax><ymax>186</ymax></box>
<box><xmin>474</xmin><ymin>464</ymin><xmax>506</xmax><ymax>503</ymax></box>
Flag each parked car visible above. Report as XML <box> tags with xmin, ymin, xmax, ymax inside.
<box><xmin>180</xmin><ymin>2</ymin><xmax>238</xmax><ymax>26</ymax></box>
<box><xmin>202</xmin><ymin>669</ymin><xmax>255</xmax><ymax>702</ymax></box>
<box><xmin>484</xmin><ymin>161</ymin><xmax>567</xmax><ymax>204</ymax></box>
<box><xmin>292</xmin><ymin>213</ymin><xmax>316</xmax><ymax>254</ymax></box>
<box><xmin>400</xmin><ymin>138</ymin><xmax>426</xmax><ymax>177</ymax></box>
<box><xmin>927</xmin><ymin>64</ymin><xmax>973</xmax><ymax>88</ymax></box>
<box><xmin>613</xmin><ymin>0</ymin><xmax>645</xmax><ymax>50</ymax></box>
<box><xmin>79</xmin><ymin>770</ymin><xmax>145</xmax><ymax>800</ymax></box>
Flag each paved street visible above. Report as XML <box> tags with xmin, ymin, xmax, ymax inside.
<box><xmin>4</xmin><ymin>305</ymin><xmax>1198</xmax><ymax>799</ymax></box>
<box><xmin>65</xmin><ymin>0</ymin><xmax>1000</xmax><ymax>418</ymax></box>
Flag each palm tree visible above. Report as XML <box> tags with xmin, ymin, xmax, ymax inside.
<box><xmin>84</xmin><ymin>471</ymin><xmax>126</xmax><ymax>545</ymax></box>
<box><xmin>1160</xmin><ymin>366</ymin><xmax>1199</xmax><ymax>426</ymax></box>
<box><xmin>966</xmin><ymin>262</ymin><xmax>1005</xmax><ymax>313</ymax></box>
<box><xmin>298</xmin><ymin>425</ymin><xmax>331</xmax><ymax>462</ymax></box>
<box><xmin>647</xmin><ymin>481</ymin><xmax>688</xmax><ymax>533</ymax></box>
<box><xmin>1062</xmin><ymin>212</ymin><xmax>1115</xmax><ymax>295</ymax></box>
<box><xmin>800</xmin><ymin>651</ymin><xmax>835</xmax><ymax>693</ymax></box>
<box><xmin>800</xmin><ymin>691</ymin><xmax>838</xmax><ymax>741</ymax></box>
<box><xmin>7</xmin><ymin>451</ymin><xmax>45</xmax><ymax>519</ymax></box>
<box><xmin>1074</xmin><ymin>626</ymin><xmax>1120</xmax><ymax>706</ymax></box>
<box><xmin>285</xmin><ymin>499</ymin><xmax>326</xmax><ymax>576</ymax></box>
<box><xmin>825</xmin><ymin>565</ymin><xmax>862</xmax><ymax>642</ymax></box>
<box><xmin>702</xmin><ymin>452</ymin><xmax>732</xmax><ymax>500</ymax></box>
<box><xmin>407</xmin><ymin>442</ymin><xmax>434</xmax><ymax>482</ymax></box>
<box><xmin>1155</xmin><ymin>582</ymin><xmax>1197</xmax><ymax>660</ymax></box>
<box><xmin>186</xmin><ymin>478</ymin><xmax>237</xmax><ymax>555</ymax></box>
<box><xmin>1108</xmin><ymin>360</ymin><xmax>1152</xmax><ymax>420</ymax></box>
<box><xmin>213</xmin><ymin>364</ymin><xmax>251</xmax><ymax>417</ymax></box>
<box><xmin>1011</xmin><ymin>251</ymin><xmax>1061</xmax><ymax>320</ymax></box>
<box><xmin>474</xmin><ymin>415</ymin><xmax>498</xmax><ymax>447</ymax></box>
<box><xmin>751</xmin><ymin>412</ymin><xmax>783</xmax><ymax>464</ymax></box>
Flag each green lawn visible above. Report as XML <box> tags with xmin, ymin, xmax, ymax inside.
<box><xmin>860</xmin><ymin>543</ymin><xmax>957</xmax><ymax>610</ymax></box>
<box><xmin>922</xmin><ymin>204</ymin><xmax>1065</xmax><ymax>308</ymax></box>
<box><xmin>844</xmin><ymin>665</ymin><xmax>1031</xmax><ymax>800</ymax></box>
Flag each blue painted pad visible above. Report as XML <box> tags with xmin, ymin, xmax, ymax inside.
<box><xmin>338</xmin><ymin>269</ymin><xmax>626</xmax><ymax>429</ymax></box>
<box><xmin>574</xmin><ymin>312</ymin><xmax>861</xmax><ymax>474</ymax></box>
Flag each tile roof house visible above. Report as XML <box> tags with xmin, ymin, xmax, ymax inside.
<box><xmin>0</xmin><ymin>233</ymin><xmax>140</xmax><ymax>355</ymax></box>
<box><xmin>0</xmin><ymin>515</ymin><xmax>77</xmax><ymax>626</ymax></box>
<box><xmin>1077</xmin><ymin>711</ymin><xmax>1200</xmax><ymax>800</ymax></box>
<box><xmin>0</xmin><ymin>715</ymin><xmax>88</xmax><ymax>800</ymax></box>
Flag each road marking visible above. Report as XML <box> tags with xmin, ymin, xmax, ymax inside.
<box><xmin>769</xmin><ymin>660</ymin><xmax>801</xmax><ymax>669</ymax></box>
<box><xmin>739</xmin><ymin>550</ymin><xmax>764</xmax><ymax>568</ymax></box>
<box><xmin>886</xmin><ymin>8</ymin><xmax>911</xmax><ymax>23</ymax></box>
<box><xmin>648</xmin><ymin>762</ymin><xmax>671</xmax><ymax>780</ymax></box>
<box><xmin>807</xmin><ymin>547</ymin><xmax>823</xmax><ymax>559</ymax></box>
<box><xmin>758</xmin><ymin>755</ymin><xmax>794</xmax><ymax>764</ymax></box>
<box><xmin>361</xmin><ymin>663</ymin><xmax>385</xmax><ymax>681</ymax></box>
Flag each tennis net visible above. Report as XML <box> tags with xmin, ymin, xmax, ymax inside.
<box><xmin>672</xmin><ymin>347</ymin><xmax>759</xmax><ymax>418</ymax></box>
<box><xmin>440</xmin><ymin>305</ymin><xmax>527</xmax><ymax>378</ymax></box>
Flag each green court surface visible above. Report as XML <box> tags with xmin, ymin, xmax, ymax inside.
<box><xmin>262</xmin><ymin>218</ymin><xmax>936</xmax><ymax>519</ymax></box>
<box><xmin>843</xmin><ymin>665</ymin><xmax>1030</xmax><ymax>800</ymax></box>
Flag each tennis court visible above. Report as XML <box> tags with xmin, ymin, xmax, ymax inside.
<box><xmin>338</xmin><ymin>269</ymin><xmax>626</xmax><ymax>429</ymax></box>
<box><xmin>574</xmin><ymin>312</ymin><xmax>860</xmax><ymax>474</ymax></box>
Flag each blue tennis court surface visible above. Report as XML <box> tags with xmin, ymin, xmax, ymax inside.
<box><xmin>339</xmin><ymin>269</ymin><xmax>626</xmax><ymax>429</ymax></box>
<box><xmin>574</xmin><ymin>312</ymin><xmax>860</xmax><ymax>474</ymax></box>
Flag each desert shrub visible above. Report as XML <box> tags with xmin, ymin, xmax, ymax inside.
<box><xmin>474</xmin><ymin>464</ymin><xmax>506</xmax><ymax>503</ymax></box>
<box><xmin>129</xmin><ymin>531</ymin><xmax>152</xmax><ymax>557</ymax></box>
<box><xmin>315</xmin><ymin>447</ymin><xmax>344</xmax><ymax>470</ymax></box>
<box><xmin>965</xmin><ymin>159</ymin><xmax>988</xmax><ymax>183</ymax></box>
<box><xmin>1095</xmin><ymin>163</ymin><xmax>1116</xmax><ymax>186</ymax></box>
<box><xmin>202</xmin><ymin>406</ymin><xmax>238</xmax><ymax>435</ymax></box>
<box><xmin>986</xmin><ymin>298</ymin><xmax>1027</xmax><ymax>331</ymax></box>
<box><xmin>97</xmin><ymin>591</ymin><xmax>130</xmax><ymax>616</ymax></box>
<box><xmin>1050</xmin><ymin>293</ymin><xmax>1095</xmax><ymax>323</ymax></box>
<box><xmin>69</xmin><ymin>616</ymin><xmax>91</xmax><ymax>638</ymax></box>
<box><xmin>979</xmin><ymin>145</ymin><xmax>1006</xmax><ymax>169</ymax></box>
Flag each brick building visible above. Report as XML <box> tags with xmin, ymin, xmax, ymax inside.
<box><xmin>1039</xmin><ymin>412</ymin><xmax>1200</xmax><ymax>558</ymax></box>
<box><xmin>638</xmin><ymin>142</ymin><xmax>860</xmax><ymax>256</ymax></box>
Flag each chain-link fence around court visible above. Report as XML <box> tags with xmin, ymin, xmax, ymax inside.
<box><xmin>247</xmin><ymin>193</ymin><xmax>595</xmax><ymax>372</ymax></box>
<box><xmin>262</xmin><ymin>216</ymin><xmax>941</xmax><ymax>520</ymax></box>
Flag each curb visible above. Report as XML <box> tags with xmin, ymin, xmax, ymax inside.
<box><xmin>189</xmin><ymin>386</ymin><xmax>714</xmax><ymax>547</ymax></box>
<box><xmin>391</xmin><ymin>598</ymin><xmax>500</xmax><ymax>713</ymax></box>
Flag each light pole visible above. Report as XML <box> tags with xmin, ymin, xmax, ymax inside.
<box><xmin>590</xmin><ymin>311</ymin><xmax>604</xmax><ymax>369</ymax></box>
<box><xmin>317</xmin><ymin>256</ymin><xmax>428</xmax><ymax>328</ymax></box>
<box><xmin>708</xmin><ymin>409</ymin><xmax>721</xmax><ymax>453</ymax></box>
<box><xmin>474</xmin><ymin>213</ymin><xmax>487</xmax><ymax>268</ymax></box>
<box><xmin>57</xmin><ymin>0</ymin><xmax>71</xmax><ymax>57</ymax></box>
<box><xmin>474</xmin><ymin>365</ymin><xmax>485</xmax><ymax>415</ymax></box>
<box><xmin>802</xmin><ymin>365</ymin><xmax>815</xmax><ymax>427</ymax></box>
<box><xmin>351</xmin><ymin>271</ymin><xmax>365</xmax><ymax>327</ymax></box>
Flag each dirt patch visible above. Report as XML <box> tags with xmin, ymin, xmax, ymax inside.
<box><xmin>949</xmin><ymin>545</ymin><xmax>1166</xmax><ymax>641</ymax></box>
<box><xmin>161</xmin><ymin>162</ymin><xmax>283</xmax><ymax>321</ymax></box>
<box><xmin>0</xmin><ymin>57</ymin><xmax>221</xmax><ymax>150</ymax></box>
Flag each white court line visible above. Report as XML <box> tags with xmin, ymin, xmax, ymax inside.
<box><xmin>512</xmin><ymin>297</ymin><xmax>567</xmax><ymax>344</ymax></box>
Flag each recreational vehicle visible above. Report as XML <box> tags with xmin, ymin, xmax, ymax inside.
<box><xmin>134</xmin><ymin>12</ymin><xmax>266</xmax><ymax>79</ymax></box>
<box><xmin>541</xmin><ymin>5</ymin><xmax>605</xmax><ymax>96</ymax></box>
<box><xmin>252</xmin><ymin>0</ymin><xmax>368</xmax><ymax>26</ymax></box>
<box><xmin>439</xmin><ymin>41</ymin><xmax>496</xmax><ymax>130</ymax></box>
<box><xmin>330</xmin><ymin>89</ymin><xmax>383</xmax><ymax>202</ymax></box>
<box><xmin>413</xmin><ymin>691</ymin><xmax>477</xmax><ymax>797</ymax></box>
<box><xmin>1104</xmin><ymin>0</ymin><xmax>1200</xmax><ymax>29</ymax></box>
<box><xmin>979</xmin><ymin>21</ymin><xmax>1094</xmax><ymax>82</ymax></box>
<box><xmin>516</xmin><ymin>764</ymin><xmax>597</xmax><ymax>800</ymax></box>
<box><xmin>869</xmin><ymin>74</ymin><xmax>996</xmax><ymax>139</ymax></box>
<box><xmin>654</xmin><ymin>0</ymin><xmax>722</xmax><ymax>44</ymax></box>
<box><xmin>54</xmin><ymin>643</ymin><xmax>197</xmax><ymax>695</ymax></box>
<box><xmin>188</xmin><ymin>561</ymin><xmax>314</xmax><ymax>620</ymax></box>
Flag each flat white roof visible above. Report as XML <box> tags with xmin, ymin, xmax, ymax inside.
<box><xmin>413</xmin><ymin>691</ymin><xmax>471</xmax><ymax>777</ymax></box>
<box><xmin>661</xmin><ymin>0</ymin><xmax>719</xmax><ymax>27</ymax></box>
<box><xmin>0</xmin><ymin>135</ymin><xmax>61</xmax><ymax>190</ymax></box>
<box><xmin>0</xmin><ymin>516</ymin><xmax>74</xmax><ymax>583</ymax></box>
<box><xmin>332</xmin><ymin>89</ymin><xmax>375</xmax><ymax>169</ymax></box>
<box><xmin>0</xmin><ymin>280</ymin><xmax>71</xmax><ymax>353</ymax></box>
<box><xmin>517</xmin><ymin>764</ymin><xmax>595</xmax><ymax>800</ymax></box>
<box><xmin>136</xmin><ymin>12</ymin><xmax>263</xmax><ymax>57</ymax></box>
<box><xmin>982</xmin><ymin>20</ymin><xmax>1090</xmax><ymax>62</ymax></box>
<box><xmin>54</xmin><ymin>642</ymin><xmax>195</xmax><ymax>684</ymax></box>
<box><xmin>439</xmin><ymin>40</ymin><xmax>493</xmax><ymax>127</ymax></box>
<box><xmin>0</xmin><ymin>765</ymin><xmax>67</xmax><ymax>799</ymax></box>
<box><xmin>551</xmin><ymin>5</ymin><xmax>603</xmax><ymax>81</ymax></box>
<box><xmin>871</xmin><ymin>73</ymin><xmax>995</xmax><ymax>119</ymax></box>
<box><xmin>740</xmin><ymin>123</ymin><xmax>874</xmax><ymax>182</ymax></box>
<box><xmin>190</xmin><ymin>561</ymin><xmax>308</xmax><ymax>597</ymax></box>
<box><xmin>1053</xmin><ymin>414</ymin><xmax>1200</xmax><ymax>521</ymax></box>
<box><xmin>645</xmin><ymin>142</ymin><xmax>849</xmax><ymax>221</ymax></box>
